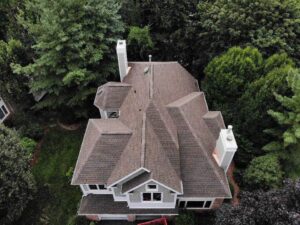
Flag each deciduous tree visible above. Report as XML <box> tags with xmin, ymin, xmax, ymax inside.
<box><xmin>0</xmin><ymin>125</ymin><xmax>36</xmax><ymax>225</ymax></box>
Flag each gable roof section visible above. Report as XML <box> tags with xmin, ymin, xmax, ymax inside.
<box><xmin>167</xmin><ymin>92</ymin><xmax>231</xmax><ymax>198</ymax></box>
<box><xmin>94</xmin><ymin>82</ymin><xmax>131</xmax><ymax>111</ymax></box>
<box><xmin>203</xmin><ymin>111</ymin><xmax>225</xmax><ymax>140</ymax></box>
<box><xmin>71</xmin><ymin>119</ymin><xmax>132</xmax><ymax>185</ymax></box>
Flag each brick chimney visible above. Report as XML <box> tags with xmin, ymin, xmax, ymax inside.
<box><xmin>116</xmin><ymin>40</ymin><xmax>129</xmax><ymax>82</ymax></box>
<box><xmin>213</xmin><ymin>125</ymin><xmax>238</xmax><ymax>172</ymax></box>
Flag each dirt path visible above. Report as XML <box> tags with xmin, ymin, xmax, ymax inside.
<box><xmin>57</xmin><ymin>120</ymin><xmax>81</xmax><ymax>131</ymax></box>
<box><xmin>30</xmin><ymin>127</ymin><xmax>49</xmax><ymax>167</ymax></box>
<box><xmin>227</xmin><ymin>162</ymin><xmax>240</xmax><ymax>206</ymax></box>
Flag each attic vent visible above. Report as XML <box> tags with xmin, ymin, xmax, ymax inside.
<box><xmin>144</xmin><ymin>67</ymin><xmax>150</xmax><ymax>75</ymax></box>
<box><xmin>97</xmin><ymin>89</ymin><xmax>103</xmax><ymax>96</ymax></box>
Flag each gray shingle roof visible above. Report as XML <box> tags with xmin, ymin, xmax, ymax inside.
<box><xmin>78</xmin><ymin>195</ymin><xmax>179</xmax><ymax>215</ymax></box>
<box><xmin>72</xmin><ymin>61</ymin><xmax>231</xmax><ymax>198</ymax></box>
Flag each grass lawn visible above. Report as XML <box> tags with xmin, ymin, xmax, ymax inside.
<box><xmin>15</xmin><ymin>126</ymin><xmax>89</xmax><ymax>225</ymax></box>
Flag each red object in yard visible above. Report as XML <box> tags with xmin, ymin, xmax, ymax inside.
<box><xmin>137</xmin><ymin>217</ymin><xmax>168</xmax><ymax>225</ymax></box>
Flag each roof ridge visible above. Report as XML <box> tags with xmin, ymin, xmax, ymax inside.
<box><xmin>176</xmin><ymin>107</ymin><xmax>231</xmax><ymax>196</ymax></box>
<box><xmin>141</xmin><ymin>113</ymin><xmax>146</xmax><ymax>167</ymax></box>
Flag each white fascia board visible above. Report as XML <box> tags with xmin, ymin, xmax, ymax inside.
<box><xmin>107</xmin><ymin>167</ymin><xmax>150</xmax><ymax>188</ymax></box>
<box><xmin>123</xmin><ymin>179</ymin><xmax>182</xmax><ymax>195</ymax></box>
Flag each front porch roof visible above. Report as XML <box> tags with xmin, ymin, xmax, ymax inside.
<box><xmin>78</xmin><ymin>194</ymin><xmax>178</xmax><ymax>215</ymax></box>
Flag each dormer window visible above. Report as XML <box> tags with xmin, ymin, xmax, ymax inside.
<box><xmin>107</xmin><ymin>111</ymin><xmax>119</xmax><ymax>118</ymax></box>
<box><xmin>146</xmin><ymin>184</ymin><xmax>158</xmax><ymax>191</ymax></box>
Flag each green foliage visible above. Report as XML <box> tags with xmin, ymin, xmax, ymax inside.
<box><xmin>13</xmin><ymin>0</ymin><xmax>124</xmax><ymax>118</ymax></box>
<box><xmin>196</xmin><ymin>0</ymin><xmax>300</xmax><ymax>70</ymax></box>
<box><xmin>244</xmin><ymin>154</ymin><xmax>284</xmax><ymax>190</ymax></box>
<box><xmin>263</xmin><ymin>69</ymin><xmax>300</xmax><ymax>178</ymax></box>
<box><xmin>215</xmin><ymin>179</ymin><xmax>300</xmax><ymax>225</ymax></box>
<box><xmin>175</xmin><ymin>211</ymin><xmax>197</xmax><ymax>225</ymax></box>
<box><xmin>0</xmin><ymin>125</ymin><xmax>36</xmax><ymax>225</ymax></box>
<box><xmin>204</xmin><ymin>46</ymin><xmax>295</xmax><ymax>166</ymax></box>
<box><xmin>16</xmin><ymin>128</ymin><xmax>84</xmax><ymax>225</ymax></box>
<box><xmin>0</xmin><ymin>39</ymin><xmax>31</xmax><ymax>104</ymax></box>
<box><xmin>20</xmin><ymin>137</ymin><xmax>37</xmax><ymax>156</ymax></box>
<box><xmin>127</xmin><ymin>26</ymin><xmax>153</xmax><ymax>60</ymax></box>
<box><xmin>121</xmin><ymin>0</ymin><xmax>198</xmax><ymax>70</ymax></box>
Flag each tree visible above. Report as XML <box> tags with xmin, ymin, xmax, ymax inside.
<box><xmin>215</xmin><ymin>179</ymin><xmax>300</xmax><ymax>225</ymax></box>
<box><xmin>0</xmin><ymin>125</ymin><xmax>36</xmax><ymax>225</ymax></box>
<box><xmin>127</xmin><ymin>26</ymin><xmax>153</xmax><ymax>60</ymax></box>
<box><xmin>263</xmin><ymin>69</ymin><xmax>300</xmax><ymax>177</ymax></box>
<box><xmin>203</xmin><ymin>47</ymin><xmax>295</xmax><ymax>166</ymax></box>
<box><xmin>244</xmin><ymin>154</ymin><xmax>283</xmax><ymax>190</ymax></box>
<box><xmin>13</xmin><ymin>0</ymin><xmax>124</xmax><ymax>118</ymax></box>
<box><xmin>121</xmin><ymin>0</ymin><xmax>198</xmax><ymax>71</ymax></box>
<box><xmin>0</xmin><ymin>39</ymin><xmax>31</xmax><ymax>104</ymax></box>
<box><xmin>195</xmin><ymin>0</ymin><xmax>300</xmax><ymax>72</ymax></box>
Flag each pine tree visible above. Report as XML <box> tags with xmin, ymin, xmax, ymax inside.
<box><xmin>13</xmin><ymin>0</ymin><xmax>124</xmax><ymax>118</ymax></box>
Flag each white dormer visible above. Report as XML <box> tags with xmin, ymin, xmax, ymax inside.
<box><xmin>116</xmin><ymin>40</ymin><xmax>129</xmax><ymax>82</ymax></box>
<box><xmin>213</xmin><ymin>125</ymin><xmax>238</xmax><ymax>172</ymax></box>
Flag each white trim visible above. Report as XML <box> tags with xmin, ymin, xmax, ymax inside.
<box><xmin>177</xmin><ymin>197</ymin><xmax>215</xmax><ymax>210</ymax></box>
<box><xmin>108</xmin><ymin>167</ymin><xmax>150</xmax><ymax>188</ymax></box>
<box><xmin>146</xmin><ymin>184</ymin><xmax>158</xmax><ymax>192</ymax></box>
<box><xmin>123</xmin><ymin>179</ymin><xmax>181</xmax><ymax>195</ymax></box>
<box><xmin>0</xmin><ymin>97</ymin><xmax>10</xmax><ymax>123</ymax></box>
<box><xmin>141</xmin><ymin>192</ymin><xmax>163</xmax><ymax>203</ymax></box>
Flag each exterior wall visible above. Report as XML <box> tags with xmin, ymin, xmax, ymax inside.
<box><xmin>112</xmin><ymin>184</ymin><xmax>127</xmax><ymax>201</ymax></box>
<box><xmin>211</xmin><ymin>198</ymin><xmax>224</xmax><ymax>209</ymax></box>
<box><xmin>128</xmin><ymin>181</ymin><xmax>176</xmax><ymax>208</ymax></box>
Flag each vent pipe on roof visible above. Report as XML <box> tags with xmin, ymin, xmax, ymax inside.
<box><xmin>116</xmin><ymin>40</ymin><xmax>129</xmax><ymax>82</ymax></box>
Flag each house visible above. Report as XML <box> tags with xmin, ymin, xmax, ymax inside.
<box><xmin>71</xmin><ymin>40</ymin><xmax>238</xmax><ymax>222</ymax></box>
<box><xmin>0</xmin><ymin>96</ymin><xmax>11</xmax><ymax>123</ymax></box>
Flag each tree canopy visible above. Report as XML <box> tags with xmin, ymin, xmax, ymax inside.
<box><xmin>203</xmin><ymin>46</ymin><xmax>296</xmax><ymax>166</ymax></box>
<box><xmin>215</xmin><ymin>179</ymin><xmax>300</xmax><ymax>225</ymax></box>
<box><xmin>13</xmin><ymin>0</ymin><xmax>124</xmax><ymax>118</ymax></box>
<box><xmin>195</xmin><ymin>0</ymin><xmax>300</xmax><ymax>71</ymax></box>
<box><xmin>0</xmin><ymin>125</ymin><xmax>36</xmax><ymax>225</ymax></box>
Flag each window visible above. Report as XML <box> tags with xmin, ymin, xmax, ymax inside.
<box><xmin>179</xmin><ymin>201</ymin><xmax>185</xmax><ymax>208</ymax></box>
<box><xmin>142</xmin><ymin>193</ymin><xmax>151</xmax><ymax>201</ymax></box>
<box><xmin>186</xmin><ymin>201</ymin><xmax>204</xmax><ymax>208</ymax></box>
<box><xmin>0</xmin><ymin>108</ymin><xmax>4</xmax><ymax>120</ymax></box>
<box><xmin>142</xmin><ymin>193</ymin><xmax>162</xmax><ymax>202</ymax></box>
<box><xmin>1</xmin><ymin>105</ymin><xmax>8</xmax><ymax>114</ymax></box>
<box><xmin>98</xmin><ymin>185</ymin><xmax>106</xmax><ymax>190</ymax></box>
<box><xmin>153</xmin><ymin>193</ymin><xmax>161</xmax><ymax>201</ymax></box>
<box><xmin>147</xmin><ymin>184</ymin><xmax>157</xmax><ymax>191</ymax></box>
<box><xmin>89</xmin><ymin>185</ymin><xmax>97</xmax><ymax>190</ymax></box>
<box><xmin>107</xmin><ymin>111</ymin><xmax>119</xmax><ymax>118</ymax></box>
<box><xmin>204</xmin><ymin>201</ymin><xmax>212</xmax><ymax>208</ymax></box>
<box><xmin>184</xmin><ymin>200</ymin><xmax>212</xmax><ymax>209</ymax></box>
<box><xmin>88</xmin><ymin>184</ymin><xmax>106</xmax><ymax>190</ymax></box>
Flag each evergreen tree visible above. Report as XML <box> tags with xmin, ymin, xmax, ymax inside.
<box><xmin>263</xmin><ymin>69</ymin><xmax>300</xmax><ymax>177</ymax></box>
<box><xmin>0</xmin><ymin>125</ymin><xmax>36</xmax><ymax>225</ymax></box>
<box><xmin>13</xmin><ymin>0</ymin><xmax>124</xmax><ymax>118</ymax></box>
<box><xmin>195</xmin><ymin>0</ymin><xmax>300</xmax><ymax>73</ymax></box>
<box><xmin>203</xmin><ymin>47</ymin><xmax>296</xmax><ymax>166</ymax></box>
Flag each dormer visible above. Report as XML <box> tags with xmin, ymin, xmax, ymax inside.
<box><xmin>213</xmin><ymin>125</ymin><xmax>238</xmax><ymax>172</ymax></box>
<box><xmin>94</xmin><ymin>82</ymin><xmax>131</xmax><ymax>118</ymax></box>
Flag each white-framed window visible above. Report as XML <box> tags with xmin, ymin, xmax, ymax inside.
<box><xmin>0</xmin><ymin>99</ymin><xmax>9</xmax><ymax>122</ymax></box>
<box><xmin>146</xmin><ymin>184</ymin><xmax>158</xmax><ymax>192</ymax></box>
<box><xmin>178</xmin><ymin>200</ymin><xmax>212</xmax><ymax>209</ymax></box>
<box><xmin>142</xmin><ymin>192</ymin><xmax>162</xmax><ymax>202</ymax></box>
<box><xmin>107</xmin><ymin>111</ymin><xmax>119</xmax><ymax>118</ymax></box>
<box><xmin>88</xmin><ymin>184</ymin><xmax>107</xmax><ymax>190</ymax></box>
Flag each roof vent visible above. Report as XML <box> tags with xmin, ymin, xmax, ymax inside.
<box><xmin>149</xmin><ymin>55</ymin><xmax>152</xmax><ymax>62</ymax></box>
<box><xmin>144</xmin><ymin>67</ymin><xmax>149</xmax><ymax>75</ymax></box>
